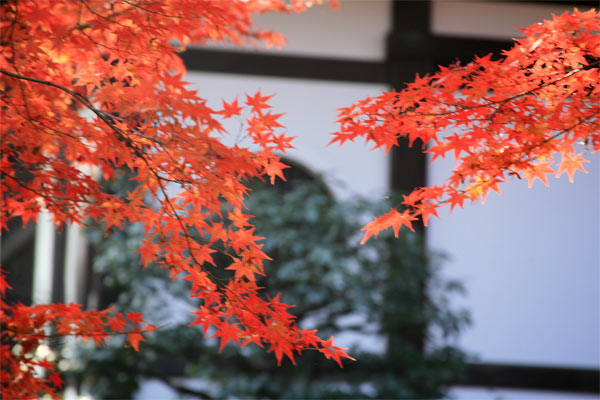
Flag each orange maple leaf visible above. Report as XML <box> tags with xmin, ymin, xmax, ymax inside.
<box><xmin>220</xmin><ymin>98</ymin><xmax>243</xmax><ymax>118</ymax></box>
<box><xmin>524</xmin><ymin>161</ymin><xmax>555</xmax><ymax>188</ymax></box>
<box><xmin>127</xmin><ymin>331</ymin><xmax>145</xmax><ymax>351</ymax></box>
<box><xmin>556</xmin><ymin>153</ymin><xmax>590</xmax><ymax>183</ymax></box>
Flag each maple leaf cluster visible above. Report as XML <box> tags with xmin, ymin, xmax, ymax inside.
<box><xmin>1</xmin><ymin>0</ymin><xmax>347</xmax><ymax>397</ymax></box>
<box><xmin>0</xmin><ymin>268</ymin><xmax>155</xmax><ymax>399</ymax></box>
<box><xmin>331</xmin><ymin>9</ymin><xmax>599</xmax><ymax>242</ymax></box>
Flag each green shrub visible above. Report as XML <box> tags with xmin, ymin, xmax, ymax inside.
<box><xmin>73</xmin><ymin>174</ymin><xmax>470</xmax><ymax>399</ymax></box>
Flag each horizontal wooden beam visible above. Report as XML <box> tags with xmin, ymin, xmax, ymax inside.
<box><xmin>181</xmin><ymin>35</ymin><xmax>513</xmax><ymax>87</ymax></box>
<box><xmin>463</xmin><ymin>363</ymin><xmax>600</xmax><ymax>393</ymax></box>
<box><xmin>180</xmin><ymin>49</ymin><xmax>387</xmax><ymax>83</ymax></box>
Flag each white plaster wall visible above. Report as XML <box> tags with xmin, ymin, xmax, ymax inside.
<box><xmin>427</xmin><ymin>150</ymin><xmax>600</xmax><ymax>368</ymax></box>
<box><xmin>431</xmin><ymin>1</ymin><xmax>592</xmax><ymax>41</ymax></box>
<box><xmin>185</xmin><ymin>71</ymin><xmax>389</xmax><ymax>199</ymax></box>
<box><xmin>428</xmin><ymin>0</ymin><xmax>599</xmax><ymax>370</ymax></box>
<box><xmin>197</xmin><ymin>0</ymin><xmax>392</xmax><ymax>61</ymax></box>
<box><xmin>448</xmin><ymin>386</ymin><xmax>600</xmax><ymax>400</ymax></box>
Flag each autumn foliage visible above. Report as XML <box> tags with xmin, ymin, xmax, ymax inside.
<box><xmin>331</xmin><ymin>9</ymin><xmax>599</xmax><ymax>242</ymax></box>
<box><xmin>1</xmin><ymin>0</ymin><xmax>347</xmax><ymax>398</ymax></box>
<box><xmin>1</xmin><ymin>0</ymin><xmax>598</xmax><ymax>397</ymax></box>
<box><xmin>1</xmin><ymin>267</ymin><xmax>153</xmax><ymax>398</ymax></box>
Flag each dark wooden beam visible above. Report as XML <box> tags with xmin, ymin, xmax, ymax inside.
<box><xmin>292</xmin><ymin>360</ymin><xmax>600</xmax><ymax>394</ymax></box>
<box><xmin>463</xmin><ymin>363</ymin><xmax>600</xmax><ymax>394</ymax></box>
<box><xmin>386</xmin><ymin>1</ymin><xmax>432</xmax><ymax>195</ymax></box>
<box><xmin>181</xmin><ymin>37</ymin><xmax>511</xmax><ymax>87</ymax></box>
<box><xmin>0</xmin><ymin>223</ymin><xmax>35</xmax><ymax>306</ymax></box>
<box><xmin>51</xmin><ymin>229</ymin><xmax>66</xmax><ymax>304</ymax></box>
<box><xmin>180</xmin><ymin>49</ymin><xmax>387</xmax><ymax>84</ymax></box>
<box><xmin>433</xmin><ymin>36</ymin><xmax>512</xmax><ymax>65</ymax></box>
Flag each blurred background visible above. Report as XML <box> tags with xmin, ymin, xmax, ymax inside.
<box><xmin>2</xmin><ymin>1</ymin><xmax>598</xmax><ymax>399</ymax></box>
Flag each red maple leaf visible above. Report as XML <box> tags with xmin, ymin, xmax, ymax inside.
<box><xmin>212</xmin><ymin>322</ymin><xmax>242</xmax><ymax>352</ymax></box>
<box><xmin>318</xmin><ymin>336</ymin><xmax>355</xmax><ymax>368</ymax></box>
<box><xmin>49</xmin><ymin>371</ymin><xmax>63</xmax><ymax>389</ymax></box>
<box><xmin>220</xmin><ymin>98</ymin><xmax>243</xmax><ymax>118</ymax></box>
<box><xmin>126</xmin><ymin>311</ymin><xmax>145</xmax><ymax>325</ymax></box>
<box><xmin>127</xmin><ymin>331</ymin><xmax>145</xmax><ymax>351</ymax></box>
<box><xmin>245</xmin><ymin>90</ymin><xmax>273</xmax><ymax>114</ymax></box>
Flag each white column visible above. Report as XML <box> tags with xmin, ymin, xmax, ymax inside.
<box><xmin>32</xmin><ymin>212</ymin><xmax>55</xmax><ymax>305</ymax></box>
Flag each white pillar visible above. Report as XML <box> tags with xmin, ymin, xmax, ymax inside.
<box><xmin>32</xmin><ymin>212</ymin><xmax>55</xmax><ymax>305</ymax></box>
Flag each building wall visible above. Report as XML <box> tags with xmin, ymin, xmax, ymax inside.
<box><xmin>185</xmin><ymin>71</ymin><xmax>389</xmax><ymax>199</ymax></box>
<box><xmin>201</xmin><ymin>0</ymin><xmax>391</xmax><ymax>61</ymax></box>
<box><xmin>185</xmin><ymin>0</ymin><xmax>600</xmax><ymax>378</ymax></box>
<box><xmin>431</xmin><ymin>0</ymin><xmax>582</xmax><ymax>40</ymax></box>
<box><xmin>426</xmin><ymin>0</ymin><xmax>600</xmax><ymax>370</ymax></box>
<box><xmin>428</xmin><ymin>150</ymin><xmax>600</xmax><ymax>368</ymax></box>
